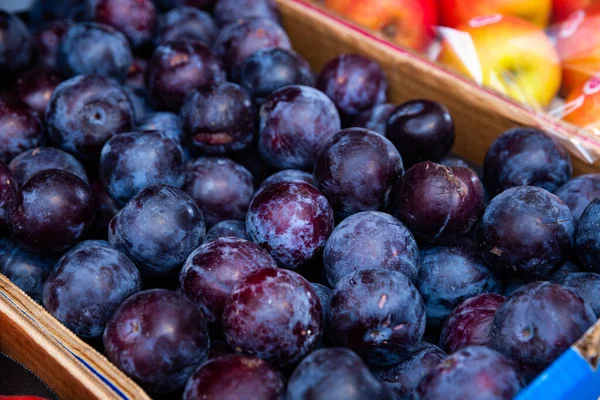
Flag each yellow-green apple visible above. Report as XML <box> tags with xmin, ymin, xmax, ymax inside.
<box><xmin>562</xmin><ymin>75</ymin><xmax>600</xmax><ymax>131</ymax></box>
<box><xmin>323</xmin><ymin>0</ymin><xmax>437</xmax><ymax>52</ymax></box>
<box><xmin>437</xmin><ymin>15</ymin><xmax>561</xmax><ymax>108</ymax></box>
<box><xmin>557</xmin><ymin>3</ymin><xmax>600</xmax><ymax>95</ymax></box>
<box><xmin>439</xmin><ymin>0</ymin><xmax>551</xmax><ymax>28</ymax></box>
<box><xmin>552</xmin><ymin>0</ymin><xmax>599</xmax><ymax>23</ymax></box>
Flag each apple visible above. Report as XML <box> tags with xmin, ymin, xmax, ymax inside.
<box><xmin>562</xmin><ymin>75</ymin><xmax>600</xmax><ymax>130</ymax></box>
<box><xmin>323</xmin><ymin>0</ymin><xmax>437</xmax><ymax>52</ymax></box>
<box><xmin>439</xmin><ymin>0</ymin><xmax>551</xmax><ymax>28</ymax></box>
<box><xmin>556</xmin><ymin>3</ymin><xmax>600</xmax><ymax>96</ymax></box>
<box><xmin>552</xmin><ymin>0</ymin><xmax>598</xmax><ymax>23</ymax></box>
<box><xmin>437</xmin><ymin>15</ymin><xmax>561</xmax><ymax>108</ymax></box>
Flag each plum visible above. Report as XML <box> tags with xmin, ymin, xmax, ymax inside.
<box><xmin>0</xmin><ymin>12</ymin><xmax>34</xmax><ymax>81</ymax></box>
<box><xmin>138</xmin><ymin>112</ymin><xmax>183</xmax><ymax>144</ymax></box>
<box><xmin>576</xmin><ymin>198</ymin><xmax>600</xmax><ymax>273</ymax></box>
<box><xmin>286</xmin><ymin>347</ymin><xmax>392</xmax><ymax>400</ymax></box>
<box><xmin>550</xmin><ymin>271</ymin><xmax>600</xmax><ymax>318</ymax></box>
<box><xmin>258</xmin><ymin>169</ymin><xmax>316</xmax><ymax>191</ymax></box>
<box><xmin>156</xmin><ymin>7</ymin><xmax>216</xmax><ymax>46</ymax></box>
<box><xmin>124</xmin><ymin>85</ymin><xmax>153</xmax><ymax>124</ymax></box>
<box><xmin>372</xmin><ymin>342</ymin><xmax>447</xmax><ymax>400</ymax></box>
<box><xmin>258</xmin><ymin>85</ymin><xmax>341</xmax><ymax>170</ymax></box>
<box><xmin>328</xmin><ymin>269</ymin><xmax>426</xmax><ymax>366</ymax></box>
<box><xmin>9</xmin><ymin>147</ymin><xmax>88</xmax><ymax>187</ymax></box>
<box><xmin>16</xmin><ymin>68</ymin><xmax>63</xmax><ymax>117</ymax></box>
<box><xmin>351</xmin><ymin>103</ymin><xmax>395</xmax><ymax>136</ymax></box>
<box><xmin>180</xmin><ymin>82</ymin><xmax>255</xmax><ymax>155</ymax></box>
<box><xmin>417</xmin><ymin>245</ymin><xmax>502</xmax><ymax>330</ymax></box>
<box><xmin>179</xmin><ymin>237</ymin><xmax>277</xmax><ymax>325</ymax></box>
<box><xmin>0</xmin><ymin>162</ymin><xmax>17</xmax><ymax>234</ymax></box>
<box><xmin>8</xmin><ymin>170</ymin><xmax>95</xmax><ymax>253</ymax></box>
<box><xmin>323</xmin><ymin>211</ymin><xmax>419</xmax><ymax>285</ymax></box>
<box><xmin>483</xmin><ymin>128</ymin><xmax>572</xmax><ymax>196</ymax></box>
<box><xmin>414</xmin><ymin>346</ymin><xmax>523</xmax><ymax>400</ymax></box>
<box><xmin>439</xmin><ymin>293</ymin><xmax>506</xmax><ymax>353</ymax></box>
<box><xmin>46</xmin><ymin>74</ymin><xmax>135</xmax><ymax>160</ymax></box>
<box><xmin>87</xmin><ymin>180</ymin><xmax>120</xmax><ymax>240</ymax></box>
<box><xmin>317</xmin><ymin>54</ymin><xmax>387</xmax><ymax>120</ymax></box>
<box><xmin>490</xmin><ymin>281</ymin><xmax>596</xmax><ymax>381</ymax></box>
<box><xmin>205</xmin><ymin>220</ymin><xmax>249</xmax><ymax>242</ymax></box>
<box><xmin>386</xmin><ymin>100</ymin><xmax>455</xmax><ymax>167</ymax></box>
<box><xmin>314</xmin><ymin>128</ymin><xmax>403</xmax><ymax>218</ymax></box>
<box><xmin>34</xmin><ymin>19</ymin><xmax>73</xmax><ymax>69</ymax></box>
<box><xmin>0</xmin><ymin>96</ymin><xmax>45</xmax><ymax>164</ymax></box>
<box><xmin>109</xmin><ymin>185</ymin><xmax>205</xmax><ymax>277</ymax></box>
<box><xmin>554</xmin><ymin>174</ymin><xmax>600</xmax><ymax>226</ymax></box>
<box><xmin>390</xmin><ymin>162</ymin><xmax>485</xmax><ymax>242</ymax></box>
<box><xmin>42</xmin><ymin>241</ymin><xmax>141</xmax><ymax>338</ymax></box>
<box><xmin>246</xmin><ymin>181</ymin><xmax>334</xmax><ymax>269</ymax></box>
<box><xmin>100</xmin><ymin>130</ymin><xmax>186</xmax><ymax>205</ymax></box>
<box><xmin>154</xmin><ymin>0</ymin><xmax>215</xmax><ymax>11</ymax></box>
<box><xmin>126</xmin><ymin>57</ymin><xmax>147</xmax><ymax>89</ymax></box>
<box><xmin>440</xmin><ymin>153</ymin><xmax>481</xmax><ymax>175</ymax></box>
<box><xmin>213</xmin><ymin>0</ymin><xmax>281</xmax><ymax>27</ymax></box>
<box><xmin>183</xmin><ymin>355</ymin><xmax>285</xmax><ymax>400</ymax></box>
<box><xmin>184</xmin><ymin>157</ymin><xmax>254</xmax><ymax>227</ymax></box>
<box><xmin>208</xmin><ymin>340</ymin><xmax>233</xmax><ymax>359</ymax></box>
<box><xmin>222</xmin><ymin>268</ymin><xmax>322</xmax><ymax>365</ymax></box>
<box><xmin>480</xmin><ymin>186</ymin><xmax>575</xmax><ymax>279</ymax></box>
<box><xmin>103</xmin><ymin>289</ymin><xmax>209</xmax><ymax>393</ymax></box>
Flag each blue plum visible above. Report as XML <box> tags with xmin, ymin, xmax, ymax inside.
<box><xmin>0</xmin><ymin>96</ymin><xmax>45</xmax><ymax>164</ymax></box>
<box><xmin>9</xmin><ymin>147</ymin><xmax>88</xmax><ymax>187</ymax></box>
<box><xmin>0</xmin><ymin>162</ymin><xmax>17</xmax><ymax>234</ymax></box>
<box><xmin>204</xmin><ymin>220</ymin><xmax>249</xmax><ymax>242</ymax></box>
<box><xmin>351</xmin><ymin>103</ymin><xmax>395</xmax><ymax>136</ymax></box>
<box><xmin>551</xmin><ymin>271</ymin><xmax>600</xmax><ymax>316</ymax></box>
<box><xmin>16</xmin><ymin>68</ymin><xmax>63</xmax><ymax>117</ymax></box>
<box><xmin>0</xmin><ymin>12</ymin><xmax>34</xmax><ymax>81</ymax></box>
<box><xmin>156</xmin><ymin>6</ymin><xmax>216</xmax><ymax>46</ymax></box>
<box><xmin>213</xmin><ymin>0</ymin><xmax>281</xmax><ymax>27</ymax></box>
<box><xmin>576</xmin><ymin>198</ymin><xmax>600</xmax><ymax>273</ymax></box>
<box><xmin>554</xmin><ymin>174</ymin><xmax>600</xmax><ymax>226</ymax></box>
<box><xmin>138</xmin><ymin>112</ymin><xmax>183</xmax><ymax>144</ymax></box>
<box><xmin>258</xmin><ymin>169</ymin><xmax>316</xmax><ymax>191</ymax></box>
<box><xmin>33</xmin><ymin>19</ymin><xmax>73</xmax><ymax>69</ymax></box>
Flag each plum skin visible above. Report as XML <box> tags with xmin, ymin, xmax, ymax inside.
<box><xmin>9</xmin><ymin>147</ymin><xmax>88</xmax><ymax>187</ymax></box>
<box><xmin>222</xmin><ymin>268</ymin><xmax>323</xmax><ymax>366</ymax></box>
<box><xmin>0</xmin><ymin>96</ymin><xmax>46</xmax><ymax>164</ymax></box>
<box><xmin>183</xmin><ymin>355</ymin><xmax>285</xmax><ymax>400</ymax></box>
<box><xmin>258</xmin><ymin>169</ymin><xmax>316</xmax><ymax>191</ymax></box>
<box><xmin>204</xmin><ymin>220</ymin><xmax>249</xmax><ymax>242</ymax></box>
<box><xmin>178</xmin><ymin>237</ymin><xmax>277</xmax><ymax>325</ymax></box>
<box><xmin>576</xmin><ymin>198</ymin><xmax>600</xmax><ymax>273</ymax></box>
<box><xmin>156</xmin><ymin>7</ymin><xmax>217</xmax><ymax>46</ymax></box>
<box><xmin>490</xmin><ymin>281</ymin><xmax>596</xmax><ymax>381</ymax></box>
<box><xmin>328</xmin><ymin>269</ymin><xmax>426</xmax><ymax>367</ymax></box>
<box><xmin>554</xmin><ymin>174</ymin><xmax>600</xmax><ymax>226</ymax></box>
<box><xmin>352</xmin><ymin>103</ymin><xmax>395</xmax><ymax>136</ymax></box>
<box><xmin>103</xmin><ymin>289</ymin><xmax>210</xmax><ymax>393</ymax></box>
<box><xmin>246</xmin><ymin>181</ymin><xmax>334</xmax><ymax>269</ymax></box>
<box><xmin>323</xmin><ymin>211</ymin><xmax>419</xmax><ymax>285</ymax></box>
<box><xmin>480</xmin><ymin>186</ymin><xmax>575</xmax><ymax>279</ymax></box>
<box><xmin>0</xmin><ymin>162</ymin><xmax>17</xmax><ymax>234</ymax></box>
<box><xmin>313</xmin><ymin>128</ymin><xmax>404</xmax><ymax>219</ymax></box>
<box><xmin>551</xmin><ymin>271</ymin><xmax>600</xmax><ymax>316</ymax></box>
<box><xmin>42</xmin><ymin>242</ymin><xmax>142</xmax><ymax>339</ymax></box>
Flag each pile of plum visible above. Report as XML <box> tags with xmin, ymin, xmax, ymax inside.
<box><xmin>0</xmin><ymin>0</ymin><xmax>598</xmax><ymax>399</ymax></box>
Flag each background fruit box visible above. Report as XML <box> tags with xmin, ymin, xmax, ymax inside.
<box><xmin>0</xmin><ymin>0</ymin><xmax>599</xmax><ymax>399</ymax></box>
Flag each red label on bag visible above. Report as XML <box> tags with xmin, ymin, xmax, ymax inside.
<box><xmin>583</xmin><ymin>76</ymin><xmax>600</xmax><ymax>95</ymax></box>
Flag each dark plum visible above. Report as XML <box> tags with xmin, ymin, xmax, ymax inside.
<box><xmin>246</xmin><ymin>181</ymin><xmax>334</xmax><ymax>269</ymax></box>
<box><xmin>124</xmin><ymin>85</ymin><xmax>153</xmax><ymax>124</ymax></box>
<box><xmin>214</xmin><ymin>17</ymin><xmax>291</xmax><ymax>79</ymax></box>
<box><xmin>179</xmin><ymin>237</ymin><xmax>277</xmax><ymax>325</ymax></box>
<box><xmin>0</xmin><ymin>12</ymin><xmax>34</xmax><ymax>80</ymax></box>
<box><xmin>314</xmin><ymin>128</ymin><xmax>404</xmax><ymax>218</ymax></box>
<box><xmin>109</xmin><ymin>185</ymin><xmax>206</xmax><ymax>277</ymax></box>
<box><xmin>85</xmin><ymin>0</ymin><xmax>157</xmax><ymax>49</ymax></box>
<box><xmin>311</xmin><ymin>283</ymin><xmax>331</xmax><ymax>322</ymax></box>
<box><xmin>0</xmin><ymin>238</ymin><xmax>56</xmax><ymax>303</ymax></box>
<box><xmin>440</xmin><ymin>153</ymin><xmax>481</xmax><ymax>175</ymax></box>
<box><xmin>145</xmin><ymin>40</ymin><xmax>225</xmax><ymax>112</ymax></box>
<box><xmin>351</xmin><ymin>103</ymin><xmax>395</xmax><ymax>136</ymax></box>
<box><xmin>258</xmin><ymin>85</ymin><xmax>341</xmax><ymax>170</ymax></box>
<box><xmin>317</xmin><ymin>54</ymin><xmax>387</xmax><ymax>120</ymax></box>
<box><xmin>184</xmin><ymin>157</ymin><xmax>254</xmax><ymax>227</ymax></box>
<box><xmin>439</xmin><ymin>293</ymin><xmax>506</xmax><ymax>353</ymax></box>
<box><xmin>88</xmin><ymin>180</ymin><xmax>120</xmax><ymax>239</ymax></box>
<box><xmin>576</xmin><ymin>198</ymin><xmax>600</xmax><ymax>273</ymax></box>
<box><xmin>417</xmin><ymin>245</ymin><xmax>502</xmax><ymax>330</ymax></box>
<box><xmin>222</xmin><ymin>268</ymin><xmax>322</xmax><ymax>365</ymax></box>
<box><xmin>205</xmin><ymin>220</ymin><xmax>249</xmax><ymax>242</ymax></box>
<box><xmin>156</xmin><ymin>7</ymin><xmax>216</xmax><ymax>46</ymax></box>
<box><xmin>480</xmin><ymin>186</ymin><xmax>575</xmax><ymax>279</ymax></box>
<box><xmin>372</xmin><ymin>342</ymin><xmax>447</xmax><ymax>400</ymax></box>
<box><xmin>555</xmin><ymin>174</ymin><xmax>600</xmax><ymax>226</ymax></box>
<box><xmin>0</xmin><ymin>162</ymin><xmax>17</xmax><ymax>234</ymax></box>
<box><xmin>103</xmin><ymin>289</ymin><xmax>210</xmax><ymax>393</ymax></box>
<box><xmin>100</xmin><ymin>130</ymin><xmax>185</xmax><ymax>205</ymax></box>
<box><xmin>287</xmin><ymin>348</ymin><xmax>392</xmax><ymax>400</ymax></box>
<box><xmin>181</xmin><ymin>82</ymin><xmax>255</xmax><ymax>154</ymax></box>
<box><xmin>29</xmin><ymin>0</ymin><xmax>85</xmax><ymax>23</ymax></box>
<box><xmin>46</xmin><ymin>74</ymin><xmax>135</xmax><ymax>160</ymax></box>
<box><xmin>230</xmin><ymin>143</ymin><xmax>273</xmax><ymax>186</ymax></box>
<box><xmin>34</xmin><ymin>19</ymin><xmax>73</xmax><ymax>69</ymax></box>
<box><xmin>258</xmin><ymin>169</ymin><xmax>316</xmax><ymax>191</ymax></box>
<box><xmin>7</xmin><ymin>170</ymin><xmax>95</xmax><ymax>253</ymax></box>
<box><xmin>208</xmin><ymin>340</ymin><xmax>233</xmax><ymax>359</ymax></box>
<box><xmin>328</xmin><ymin>269</ymin><xmax>426</xmax><ymax>366</ymax></box>
<box><xmin>126</xmin><ymin>57</ymin><xmax>147</xmax><ymax>89</ymax></box>
<box><xmin>0</xmin><ymin>96</ymin><xmax>45</xmax><ymax>164</ymax></box>
<box><xmin>490</xmin><ymin>281</ymin><xmax>596</xmax><ymax>381</ymax></box>
<box><xmin>390</xmin><ymin>162</ymin><xmax>485</xmax><ymax>242</ymax></box>
<box><xmin>42</xmin><ymin>241</ymin><xmax>141</xmax><ymax>338</ymax></box>
<box><xmin>183</xmin><ymin>355</ymin><xmax>285</xmax><ymax>400</ymax></box>
<box><xmin>414</xmin><ymin>346</ymin><xmax>523</xmax><ymax>400</ymax></box>
<box><xmin>138</xmin><ymin>112</ymin><xmax>183</xmax><ymax>143</ymax></box>
<box><xmin>9</xmin><ymin>147</ymin><xmax>88</xmax><ymax>187</ymax></box>
<box><xmin>213</xmin><ymin>0</ymin><xmax>281</xmax><ymax>27</ymax></box>
<box><xmin>483</xmin><ymin>127</ymin><xmax>572</xmax><ymax>196</ymax></box>
<box><xmin>16</xmin><ymin>68</ymin><xmax>62</xmax><ymax>117</ymax></box>
<box><xmin>551</xmin><ymin>271</ymin><xmax>600</xmax><ymax>317</ymax></box>
<box><xmin>58</xmin><ymin>22</ymin><xmax>133</xmax><ymax>82</ymax></box>
<box><xmin>385</xmin><ymin>100</ymin><xmax>455</xmax><ymax>167</ymax></box>
<box><xmin>323</xmin><ymin>211</ymin><xmax>419</xmax><ymax>285</ymax></box>
<box><xmin>154</xmin><ymin>0</ymin><xmax>215</xmax><ymax>11</ymax></box>
<box><xmin>239</xmin><ymin>48</ymin><xmax>315</xmax><ymax>103</ymax></box>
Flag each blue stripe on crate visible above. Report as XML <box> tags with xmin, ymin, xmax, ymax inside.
<box><xmin>0</xmin><ymin>292</ymin><xmax>129</xmax><ymax>400</ymax></box>
<box><xmin>516</xmin><ymin>348</ymin><xmax>600</xmax><ymax>400</ymax></box>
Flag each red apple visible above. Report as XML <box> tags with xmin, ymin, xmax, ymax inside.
<box><xmin>437</xmin><ymin>15</ymin><xmax>561</xmax><ymax>108</ymax></box>
<box><xmin>323</xmin><ymin>0</ymin><xmax>437</xmax><ymax>52</ymax></box>
<box><xmin>439</xmin><ymin>0</ymin><xmax>551</xmax><ymax>28</ymax></box>
<box><xmin>552</xmin><ymin>0</ymin><xmax>598</xmax><ymax>23</ymax></box>
<box><xmin>562</xmin><ymin>75</ymin><xmax>600</xmax><ymax>130</ymax></box>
